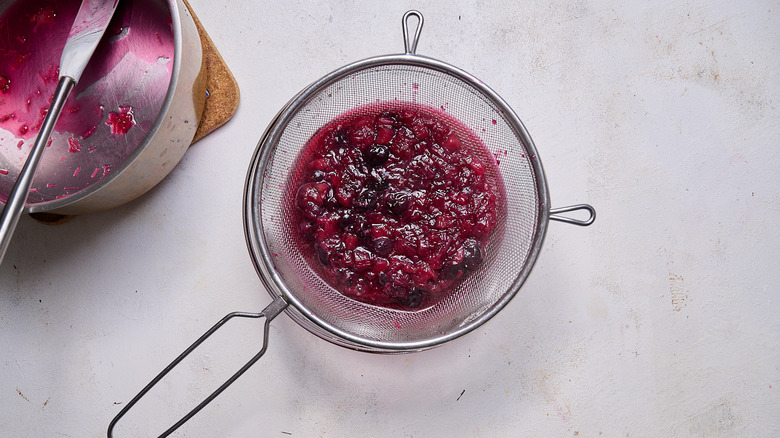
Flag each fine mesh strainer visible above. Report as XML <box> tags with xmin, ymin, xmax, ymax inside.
<box><xmin>108</xmin><ymin>10</ymin><xmax>595</xmax><ymax>437</ymax></box>
<box><xmin>246</xmin><ymin>10</ymin><xmax>594</xmax><ymax>352</ymax></box>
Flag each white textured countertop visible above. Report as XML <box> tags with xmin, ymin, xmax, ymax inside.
<box><xmin>1</xmin><ymin>1</ymin><xmax>779</xmax><ymax>436</ymax></box>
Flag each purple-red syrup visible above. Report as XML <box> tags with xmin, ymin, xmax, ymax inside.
<box><xmin>292</xmin><ymin>103</ymin><xmax>503</xmax><ymax>311</ymax></box>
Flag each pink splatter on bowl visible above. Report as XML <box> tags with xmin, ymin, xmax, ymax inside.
<box><xmin>0</xmin><ymin>0</ymin><xmax>204</xmax><ymax>214</ymax></box>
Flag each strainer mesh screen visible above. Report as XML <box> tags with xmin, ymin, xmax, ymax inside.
<box><xmin>257</xmin><ymin>63</ymin><xmax>542</xmax><ymax>346</ymax></box>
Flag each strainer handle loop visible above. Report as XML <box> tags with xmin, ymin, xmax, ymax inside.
<box><xmin>550</xmin><ymin>204</ymin><xmax>596</xmax><ymax>226</ymax></box>
<box><xmin>402</xmin><ymin>10</ymin><xmax>424</xmax><ymax>55</ymax></box>
<box><xmin>107</xmin><ymin>297</ymin><xmax>288</xmax><ymax>438</ymax></box>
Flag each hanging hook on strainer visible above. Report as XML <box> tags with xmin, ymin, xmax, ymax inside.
<box><xmin>108</xmin><ymin>10</ymin><xmax>595</xmax><ymax>437</ymax></box>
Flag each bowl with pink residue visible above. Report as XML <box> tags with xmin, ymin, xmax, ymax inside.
<box><xmin>0</xmin><ymin>0</ymin><xmax>204</xmax><ymax>215</ymax></box>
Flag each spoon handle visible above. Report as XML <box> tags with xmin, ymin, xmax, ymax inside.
<box><xmin>0</xmin><ymin>77</ymin><xmax>75</xmax><ymax>265</ymax></box>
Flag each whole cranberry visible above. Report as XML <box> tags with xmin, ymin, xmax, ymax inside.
<box><xmin>297</xmin><ymin>182</ymin><xmax>330</xmax><ymax>208</ymax></box>
<box><xmin>354</xmin><ymin>189</ymin><xmax>378</xmax><ymax>211</ymax></box>
<box><xmin>372</xmin><ymin>236</ymin><xmax>393</xmax><ymax>257</ymax></box>
<box><xmin>386</xmin><ymin>190</ymin><xmax>411</xmax><ymax>216</ymax></box>
<box><xmin>462</xmin><ymin>239</ymin><xmax>483</xmax><ymax>270</ymax></box>
<box><xmin>365</xmin><ymin>144</ymin><xmax>389</xmax><ymax>167</ymax></box>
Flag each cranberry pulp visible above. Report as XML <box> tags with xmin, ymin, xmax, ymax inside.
<box><xmin>293</xmin><ymin>104</ymin><xmax>503</xmax><ymax>311</ymax></box>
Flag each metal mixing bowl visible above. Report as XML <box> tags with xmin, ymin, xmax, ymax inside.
<box><xmin>0</xmin><ymin>0</ymin><xmax>204</xmax><ymax>215</ymax></box>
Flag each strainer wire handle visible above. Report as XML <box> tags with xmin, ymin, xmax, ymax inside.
<box><xmin>107</xmin><ymin>297</ymin><xmax>288</xmax><ymax>438</ymax></box>
<box><xmin>402</xmin><ymin>10</ymin><xmax>424</xmax><ymax>54</ymax></box>
<box><xmin>550</xmin><ymin>204</ymin><xmax>596</xmax><ymax>226</ymax></box>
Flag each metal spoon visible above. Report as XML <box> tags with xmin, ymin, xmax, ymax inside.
<box><xmin>0</xmin><ymin>0</ymin><xmax>120</xmax><ymax>265</ymax></box>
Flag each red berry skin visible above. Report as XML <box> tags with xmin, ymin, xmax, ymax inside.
<box><xmin>442</xmin><ymin>132</ymin><xmax>462</xmax><ymax>152</ymax></box>
<box><xmin>349</xmin><ymin>116</ymin><xmax>376</xmax><ymax>148</ymax></box>
<box><xmin>309</xmin><ymin>158</ymin><xmax>333</xmax><ymax>172</ymax></box>
<box><xmin>297</xmin><ymin>182</ymin><xmax>330</xmax><ymax>208</ymax></box>
<box><xmin>353</xmin><ymin>247</ymin><xmax>373</xmax><ymax>272</ymax></box>
<box><xmin>375</xmin><ymin>126</ymin><xmax>395</xmax><ymax>145</ymax></box>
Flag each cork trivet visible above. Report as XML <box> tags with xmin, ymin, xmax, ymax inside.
<box><xmin>31</xmin><ymin>1</ymin><xmax>240</xmax><ymax>225</ymax></box>
<box><xmin>184</xmin><ymin>0</ymin><xmax>240</xmax><ymax>144</ymax></box>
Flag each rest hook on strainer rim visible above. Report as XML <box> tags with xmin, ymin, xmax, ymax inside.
<box><xmin>108</xmin><ymin>10</ymin><xmax>595</xmax><ymax>437</ymax></box>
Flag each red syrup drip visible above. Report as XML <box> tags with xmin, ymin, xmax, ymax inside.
<box><xmin>82</xmin><ymin>125</ymin><xmax>96</xmax><ymax>138</ymax></box>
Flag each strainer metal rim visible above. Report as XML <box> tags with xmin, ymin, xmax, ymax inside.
<box><xmin>244</xmin><ymin>51</ymin><xmax>552</xmax><ymax>352</ymax></box>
